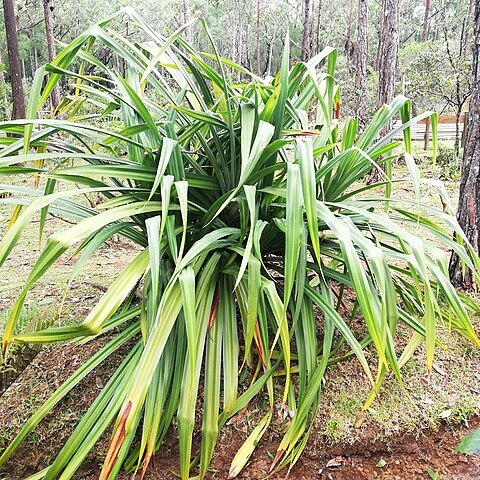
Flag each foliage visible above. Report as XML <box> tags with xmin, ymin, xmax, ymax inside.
<box><xmin>400</xmin><ymin>40</ymin><xmax>471</xmax><ymax>114</ymax></box>
<box><xmin>1</xmin><ymin>0</ymin><xmax>476</xmax><ymax>122</ymax></box>
<box><xmin>0</xmin><ymin>63</ymin><xmax>10</xmax><ymax>120</ymax></box>
<box><xmin>0</xmin><ymin>305</ymin><xmax>47</xmax><ymax>395</ymax></box>
<box><xmin>337</xmin><ymin>57</ymin><xmax>378</xmax><ymax>118</ymax></box>
<box><xmin>0</xmin><ymin>8</ymin><xmax>480</xmax><ymax>479</ymax></box>
<box><xmin>436</xmin><ymin>144</ymin><xmax>461</xmax><ymax>181</ymax></box>
<box><xmin>457</xmin><ymin>427</ymin><xmax>480</xmax><ymax>454</ymax></box>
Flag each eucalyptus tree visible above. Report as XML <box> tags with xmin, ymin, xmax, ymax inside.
<box><xmin>355</xmin><ymin>0</ymin><xmax>368</xmax><ymax>122</ymax></box>
<box><xmin>377</xmin><ymin>0</ymin><xmax>400</xmax><ymax>109</ymax></box>
<box><xmin>301</xmin><ymin>0</ymin><xmax>313</xmax><ymax>60</ymax></box>
<box><xmin>422</xmin><ymin>0</ymin><xmax>431</xmax><ymax>41</ymax></box>
<box><xmin>2</xmin><ymin>0</ymin><xmax>25</xmax><ymax>119</ymax></box>
<box><xmin>449</xmin><ymin>0</ymin><xmax>480</xmax><ymax>289</ymax></box>
<box><xmin>42</xmin><ymin>0</ymin><xmax>61</xmax><ymax>110</ymax></box>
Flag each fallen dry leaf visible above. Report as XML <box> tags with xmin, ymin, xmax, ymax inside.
<box><xmin>326</xmin><ymin>456</ymin><xmax>345</xmax><ymax>468</ymax></box>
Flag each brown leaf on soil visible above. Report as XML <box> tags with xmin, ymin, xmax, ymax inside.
<box><xmin>432</xmin><ymin>363</ymin><xmax>448</xmax><ymax>376</ymax></box>
<box><xmin>326</xmin><ymin>456</ymin><xmax>345</xmax><ymax>468</ymax></box>
<box><xmin>354</xmin><ymin>415</ymin><xmax>366</xmax><ymax>428</ymax></box>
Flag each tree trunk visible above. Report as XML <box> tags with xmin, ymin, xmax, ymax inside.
<box><xmin>264</xmin><ymin>25</ymin><xmax>276</xmax><ymax>77</ymax></box>
<box><xmin>0</xmin><ymin>69</ymin><xmax>8</xmax><ymax>118</ymax></box>
<box><xmin>368</xmin><ymin>0</ymin><xmax>400</xmax><ymax>183</ymax></box>
<box><xmin>256</xmin><ymin>0</ymin><xmax>261</xmax><ymax>74</ymax></box>
<box><xmin>374</xmin><ymin>8</ymin><xmax>385</xmax><ymax>72</ymax></box>
<box><xmin>244</xmin><ymin>23</ymin><xmax>251</xmax><ymax>71</ymax></box>
<box><xmin>237</xmin><ymin>2</ymin><xmax>243</xmax><ymax>69</ymax></box>
<box><xmin>355</xmin><ymin>0</ymin><xmax>368</xmax><ymax>122</ymax></box>
<box><xmin>344</xmin><ymin>0</ymin><xmax>356</xmax><ymax>72</ymax></box>
<box><xmin>232</xmin><ymin>3</ymin><xmax>237</xmax><ymax>69</ymax></box>
<box><xmin>462</xmin><ymin>0</ymin><xmax>474</xmax><ymax>56</ymax></box>
<box><xmin>309</xmin><ymin>0</ymin><xmax>316</xmax><ymax>56</ymax></box>
<box><xmin>455</xmin><ymin>107</ymin><xmax>462</xmax><ymax>155</ymax></box>
<box><xmin>2</xmin><ymin>0</ymin><xmax>25</xmax><ymax>119</ymax></box>
<box><xmin>449</xmin><ymin>0</ymin><xmax>480</xmax><ymax>290</ymax></box>
<box><xmin>315</xmin><ymin>0</ymin><xmax>322</xmax><ymax>55</ymax></box>
<box><xmin>43</xmin><ymin>0</ymin><xmax>61</xmax><ymax>110</ymax></box>
<box><xmin>377</xmin><ymin>0</ymin><xmax>401</xmax><ymax>109</ymax></box>
<box><xmin>182</xmin><ymin>0</ymin><xmax>192</xmax><ymax>43</ymax></box>
<box><xmin>301</xmin><ymin>0</ymin><xmax>312</xmax><ymax>61</ymax></box>
<box><xmin>422</xmin><ymin>0</ymin><xmax>431</xmax><ymax>42</ymax></box>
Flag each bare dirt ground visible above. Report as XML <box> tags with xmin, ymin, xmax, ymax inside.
<box><xmin>118</xmin><ymin>419</ymin><xmax>480</xmax><ymax>479</ymax></box>
<box><xmin>1</xmin><ymin>333</ymin><xmax>479</xmax><ymax>480</ymax></box>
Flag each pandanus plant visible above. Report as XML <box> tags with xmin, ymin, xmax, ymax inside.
<box><xmin>0</xmin><ymin>8</ymin><xmax>479</xmax><ymax>479</ymax></box>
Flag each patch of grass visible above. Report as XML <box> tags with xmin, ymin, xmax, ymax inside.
<box><xmin>324</xmin><ymin>419</ymin><xmax>343</xmax><ymax>444</ymax></box>
<box><xmin>316</xmin><ymin>323</ymin><xmax>480</xmax><ymax>445</ymax></box>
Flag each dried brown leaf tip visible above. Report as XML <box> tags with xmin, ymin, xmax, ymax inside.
<box><xmin>100</xmin><ymin>401</ymin><xmax>132</xmax><ymax>480</ymax></box>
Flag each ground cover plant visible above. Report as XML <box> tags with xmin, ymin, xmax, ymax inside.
<box><xmin>0</xmin><ymin>8</ymin><xmax>479</xmax><ymax>479</ymax></box>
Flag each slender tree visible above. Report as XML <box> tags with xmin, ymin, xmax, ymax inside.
<box><xmin>355</xmin><ymin>0</ymin><xmax>368</xmax><ymax>122</ymax></box>
<box><xmin>443</xmin><ymin>26</ymin><xmax>471</xmax><ymax>155</ymax></box>
<box><xmin>462</xmin><ymin>0</ymin><xmax>474</xmax><ymax>56</ymax></box>
<box><xmin>301</xmin><ymin>0</ymin><xmax>312</xmax><ymax>61</ymax></box>
<box><xmin>344</xmin><ymin>0</ymin><xmax>356</xmax><ymax>72</ymax></box>
<box><xmin>368</xmin><ymin>0</ymin><xmax>400</xmax><ymax>182</ymax></box>
<box><xmin>309</xmin><ymin>0</ymin><xmax>315</xmax><ymax>55</ymax></box>
<box><xmin>43</xmin><ymin>0</ymin><xmax>61</xmax><ymax>110</ymax></box>
<box><xmin>422</xmin><ymin>0</ymin><xmax>431</xmax><ymax>42</ymax></box>
<box><xmin>315</xmin><ymin>0</ymin><xmax>322</xmax><ymax>55</ymax></box>
<box><xmin>2</xmin><ymin>0</ymin><xmax>25</xmax><ymax>119</ymax></box>
<box><xmin>449</xmin><ymin>0</ymin><xmax>480</xmax><ymax>290</ymax></box>
<box><xmin>0</xmin><ymin>50</ymin><xmax>9</xmax><ymax>118</ymax></box>
<box><xmin>377</xmin><ymin>0</ymin><xmax>401</xmax><ymax>109</ymax></box>
<box><xmin>256</xmin><ymin>0</ymin><xmax>261</xmax><ymax>74</ymax></box>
